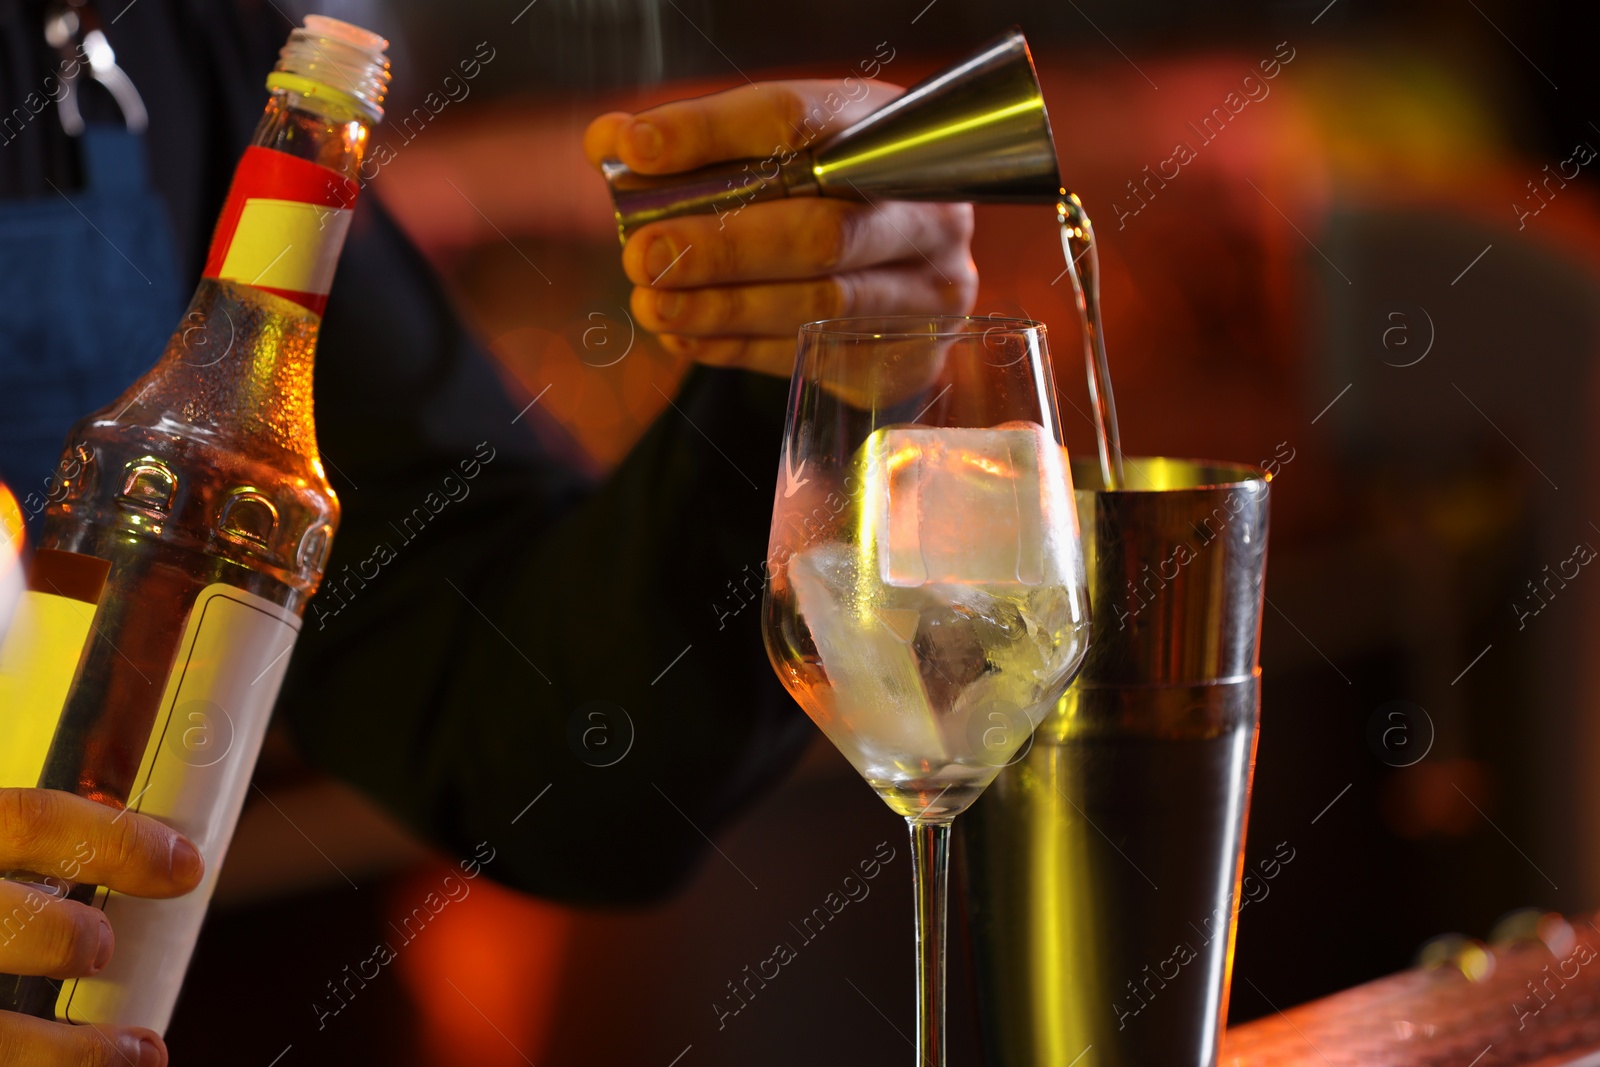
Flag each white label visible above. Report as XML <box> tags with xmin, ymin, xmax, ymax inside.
<box><xmin>58</xmin><ymin>584</ymin><xmax>301</xmax><ymax>1033</ymax></box>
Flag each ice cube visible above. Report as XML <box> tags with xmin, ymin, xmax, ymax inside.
<box><xmin>909</xmin><ymin>603</ymin><xmax>989</xmax><ymax>712</ymax></box>
<box><xmin>966</xmin><ymin>586</ymin><xmax>1080</xmax><ymax>704</ymax></box>
<box><xmin>788</xmin><ymin>544</ymin><xmax>947</xmax><ymax>761</ymax></box>
<box><xmin>860</xmin><ymin>423</ymin><xmax>1073</xmax><ymax>588</ymax></box>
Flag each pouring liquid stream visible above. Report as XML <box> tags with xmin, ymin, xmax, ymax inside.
<box><xmin>1058</xmin><ymin>191</ymin><xmax>1125</xmax><ymax>490</ymax></box>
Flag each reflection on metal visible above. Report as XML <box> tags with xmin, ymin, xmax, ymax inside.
<box><xmin>961</xmin><ymin>458</ymin><xmax>1271</xmax><ymax>1067</ymax></box>
<box><xmin>601</xmin><ymin>28</ymin><xmax>1061</xmax><ymax>241</ymax></box>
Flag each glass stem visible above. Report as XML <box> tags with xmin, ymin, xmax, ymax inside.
<box><xmin>910</xmin><ymin>817</ymin><xmax>953</xmax><ymax>1067</ymax></box>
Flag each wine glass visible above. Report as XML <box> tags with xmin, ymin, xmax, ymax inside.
<box><xmin>762</xmin><ymin>316</ymin><xmax>1090</xmax><ymax>1065</ymax></box>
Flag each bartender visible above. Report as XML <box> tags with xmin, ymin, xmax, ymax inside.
<box><xmin>0</xmin><ymin>1</ymin><xmax>977</xmax><ymax>1063</ymax></box>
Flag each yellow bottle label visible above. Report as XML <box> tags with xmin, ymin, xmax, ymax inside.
<box><xmin>216</xmin><ymin>197</ymin><xmax>352</xmax><ymax>297</ymax></box>
<box><xmin>201</xmin><ymin>146</ymin><xmax>360</xmax><ymax>315</ymax></box>
<box><xmin>0</xmin><ymin>550</ymin><xmax>111</xmax><ymax>789</ymax></box>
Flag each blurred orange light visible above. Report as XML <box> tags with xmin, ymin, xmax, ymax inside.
<box><xmin>389</xmin><ymin>863</ymin><xmax>574</xmax><ymax>1067</ymax></box>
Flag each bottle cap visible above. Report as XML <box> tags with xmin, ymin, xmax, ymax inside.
<box><xmin>267</xmin><ymin>15</ymin><xmax>391</xmax><ymax>124</ymax></box>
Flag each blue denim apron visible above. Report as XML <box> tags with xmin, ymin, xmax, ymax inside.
<box><xmin>0</xmin><ymin>126</ymin><xmax>184</xmax><ymax>536</ymax></box>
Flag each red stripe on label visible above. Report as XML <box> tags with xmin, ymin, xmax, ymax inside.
<box><xmin>202</xmin><ymin>147</ymin><xmax>359</xmax><ymax>312</ymax></box>
<box><xmin>255</xmin><ymin>286</ymin><xmax>329</xmax><ymax>316</ymax></box>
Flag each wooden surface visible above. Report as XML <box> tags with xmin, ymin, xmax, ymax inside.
<box><xmin>1223</xmin><ymin>914</ymin><xmax>1600</xmax><ymax>1066</ymax></box>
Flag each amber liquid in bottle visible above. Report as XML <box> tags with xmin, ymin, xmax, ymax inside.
<box><xmin>1</xmin><ymin>17</ymin><xmax>388</xmax><ymax>1028</ymax></box>
<box><xmin>35</xmin><ymin>273</ymin><xmax>334</xmax><ymax>806</ymax></box>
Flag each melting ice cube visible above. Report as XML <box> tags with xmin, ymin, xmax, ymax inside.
<box><xmin>788</xmin><ymin>544</ymin><xmax>947</xmax><ymax>762</ymax></box>
<box><xmin>861</xmin><ymin>423</ymin><xmax>1070</xmax><ymax>588</ymax></box>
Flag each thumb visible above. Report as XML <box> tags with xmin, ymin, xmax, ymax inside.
<box><xmin>584</xmin><ymin>111</ymin><xmax>633</xmax><ymax>170</ymax></box>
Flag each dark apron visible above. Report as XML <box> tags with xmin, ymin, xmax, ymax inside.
<box><xmin>0</xmin><ymin>125</ymin><xmax>184</xmax><ymax>536</ymax></box>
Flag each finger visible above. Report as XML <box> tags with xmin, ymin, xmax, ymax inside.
<box><xmin>612</xmin><ymin>79</ymin><xmax>903</xmax><ymax>174</ymax></box>
<box><xmin>0</xmin><ymin>881</ymin><xmax>112</xmax><ymax>979</ymax></box>
<box><xmin>583</xmin><ymin>111</ymin><xmax>631</xmax><ymax>170</ymax></box>
<box><xmin>0</xmin><ymin>1012</ymin><xmax>165</xmax><ymax>1067</ymax></box>
<box><xmin>633</xmin><ymin>260</ymin><xmax>979</xmax><ymax>339</ymax></box>
<box><xmin>0</xmin><ymin>789</ymin><xmax>203</xmax><ymax>900</ymax></box>
<box><xmin>623</xmin><ymin>199</ymin><xmax>975</xmax><ymax>288</ymax></box>
<box><xmin>658</xmin><ymin>335</ymin><xmax>801</xmax><ymax>378</ymax></box>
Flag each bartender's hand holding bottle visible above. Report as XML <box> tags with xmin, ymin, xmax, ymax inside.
<box><xmin>0</xmin><ymin>788</ymin><xmax>202</xmax><ymax>1066</ymax></box>
<box><xmin>585</xmin><ymin>79</ymin><xmax>980</xmax><ymax>377</ymax></box>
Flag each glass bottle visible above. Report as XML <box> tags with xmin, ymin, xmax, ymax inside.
<box><xmin>0</xmin><ymin>15</ymin><xmax>389</xmax><ymax>1033</ymax></box>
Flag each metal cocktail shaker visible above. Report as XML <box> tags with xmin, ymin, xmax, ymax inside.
<box><xmin>960</xmin><ymin>458</ymin><xmax>1270</xmax><ymax>1067</ymax></box>
<box><xmin>600</xmin><ymin>28</ymin><xmax>1063</xmax><ymax>242</ymax></box>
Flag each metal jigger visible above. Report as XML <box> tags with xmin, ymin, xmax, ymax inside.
<box><xmin>600</xmin><ymin>27</ymin><xmax>1061</xmax><ymax>242</ymax></box>
<box><xmin>961</xmin><ymin>458</ymin><xmax>1271</xmax><ymax>1067</ymax></box>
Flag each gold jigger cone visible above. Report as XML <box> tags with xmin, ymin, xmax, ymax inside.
<box><xmin>601</xmin><ymin>27</ymin><xmax>1062</xmax><ymax>242</ymax></box>
<box><xmin>960</xmin><ymin>458</ymin><xmax>1271</xmax><ymax>1067</ymax></box>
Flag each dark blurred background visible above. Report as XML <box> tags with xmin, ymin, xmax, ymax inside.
<box><xmin>164</xmin><ymin>0</ymin><xmax>1600</xmax><ymax>1062</ymax></box>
